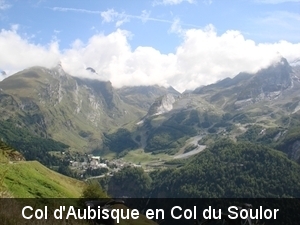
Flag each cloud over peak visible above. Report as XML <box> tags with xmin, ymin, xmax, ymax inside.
<box><xmin>0</xmin><ymin>25</ymin><xmax>300</xmax><ymax>92</ymax></box>
<box><xmin>0</xmin><ymin>26</ymin><xmax>60</xmax><ymax>74</ymax></box>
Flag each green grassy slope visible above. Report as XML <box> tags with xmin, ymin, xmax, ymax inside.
<box><xmin>0</xmin><ymin>140</ymin><xmax>84</xmax><ymax>198</ymax></box>
<box><xmin>0</xmin><ymin>161</ymin><xmax>85</xmax><ymax>198</ymax></box>
<box><xmin>0</xmin><ymin>141</ymin><xmax>157</xmax><ymax>225</ymax></box>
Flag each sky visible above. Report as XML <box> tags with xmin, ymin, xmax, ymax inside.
<box><xmin>0</xmin><ymin>0</ymin><xmax>300</xmax><ymax>92</ymax></box>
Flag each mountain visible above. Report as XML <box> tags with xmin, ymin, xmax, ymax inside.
<box><xmin>147</xmin><ymin>94</ymin><xmax>177</xmax><ymax>116</ymax></box>
<box><xmin>0</xmin><ymin>64</ymin><xmax>179</xmax><ymax>158</ymax></box>
<box><xmin>2</xmin><ymin>57</ymin><xmax>300</xmax><ymax>163</ymax></box>
<box><xmin>2</xmin><ymin>56</ymin><xmax>300</xmax><ymax>201</ymax></box>
<box><xmin>128</xmin><ymin>58</ymin><xmax>300</xmax><ymax>159</ymax></box>
<box><xmin>86</xmin><ymin>67</ymin><xmax>97</xmax><ymax>74</ymax></box>
<box><xmin>101</xmin><ymin>57</ymin><xmax>300</xmax><ymax>198</ymax></box>
<box><xmin>117</xmin><ymin>85</ymin><xmax>180</xmax><ymax>112</ymax></box>
<box><xmin>0</xmin><ymin>65</ymin><xmax>136</xmax><ymax>149</ymax></box>
<box><xmin>194</xmin><ymin>57</ymin><xmax>300</xmax><ymax>110</ymax></box>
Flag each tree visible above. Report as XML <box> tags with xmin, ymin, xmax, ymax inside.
<box><xmin>81</xmin><ymin>181</ymin><xmax>108</xmax><ymax>199</ymax></box>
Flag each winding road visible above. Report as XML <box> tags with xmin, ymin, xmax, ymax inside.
<box><xmin>174</xmin><ymin>135</ymin><xmax>206</xmax><ymax>159</ymax></box>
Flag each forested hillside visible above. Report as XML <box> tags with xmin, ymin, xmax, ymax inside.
<box><xmin>104</xmin><ymin>139</ymin><xmax>300</xmax><ymax>198</ymax></box>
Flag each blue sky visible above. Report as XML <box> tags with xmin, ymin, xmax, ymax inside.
<box><xmin>1</xmin><ymin>0</ymin><xmax>300</xmax><ymax>91</ymax></box>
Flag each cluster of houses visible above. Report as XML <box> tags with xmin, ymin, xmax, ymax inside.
<box><xmin>69</xmin><ymin>154</ymin><xmax>141</xmax><ymax>177</ymax></box>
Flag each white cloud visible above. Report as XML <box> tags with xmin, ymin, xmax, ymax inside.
<box><xmin>54</xmin><ymin>7</ymin><xmax>200</xmax><ymax>29</ymax></box>
<box><xmin>101</xmin><ymin>9</ymin><xmax>119</xmax><ymax>23</ymax></box>
<box><xmin>0</xmin><ymin>27</ymin><xmax>60</xmax><ymax>75</ymax></box>
<box><xmin>100</xmin><ymin>9</ymin><xmax>152</xmax><ymax>27</ymax></box>
<box><xmin>100</xmin><ymin>9</ymin><xmax>172</xmax><ymax>27</ymax></box>
<box><xmin>169</xmin><ymin>18</ymin><xmax>185</xmax><ymax>34</ymax></box>
<box><xmin>11</xmin><ymin>24</ymin><xmax>19</xmax><ymax>32</ymax></box>
<box><xmin>153</xmin><ymin>0</ymin><xmax>196</xmax><ymax>5</ymax></box>
<box><xmin>172</xmin><ymin>26</ymin><xmax>292</xmax><ymax>91</ymax></box>
<box><xmin>141</xmin><ymin>10</ymin><xmax>151</xmax><ymax>23</ymax></box>
<box><xmin>0</xmin><ymin>0</ymin><xmax>10</xmax><ymax>10</ymax></box>
<box><xmin>1</xmin><ymin>25</ymin><xmax>300</xmax><ymax>92</ymax></box>
<box><xmin>52</xmin><ymin>7</ymin><xmax>100</xmax><ymax>14</ymax></box>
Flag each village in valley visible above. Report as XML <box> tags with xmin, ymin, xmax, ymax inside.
<box><xmin>68</xmin><ymin>154</ymin><xmax>142</xmax><ymax>179</ymax></box>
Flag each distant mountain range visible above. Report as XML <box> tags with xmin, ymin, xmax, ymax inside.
<box><xmin>1</xmin><ymin>57</ymin><xmax>300</xmax><ymax>163</ymax></box>
<box><xmin>0</xmin><ymin>64</ymin><xmax>178</xmax><ymax>153</ymax></box>
<box><xmin>2</xmin><ymin>57</ymin><xmax>300</xmax><ymax>199</ymax></box>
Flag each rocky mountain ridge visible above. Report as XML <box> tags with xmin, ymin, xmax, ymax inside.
<box><xmin>0</xmin><ymin>64</ymin><xmax>177</xmax><ymax>152</ymax></box>
<box><xmin>135</xmin><ymin>58</ymin><xmax>300</xmax><ymax>160</ymax></box>
<box><xmin>1</xmin><ymin>57</ymin><xmax>300</xmax><ymax>163</ymax></box>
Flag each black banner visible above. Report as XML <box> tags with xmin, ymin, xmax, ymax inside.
<box><xmin>0</xmin><ymin>198</ymin><xmax>299</xmax><ymax>225</ymax></box>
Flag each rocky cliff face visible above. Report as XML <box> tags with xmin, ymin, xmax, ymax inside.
<box><xmin>193</xmin><ymin>57</ymin><xmax>300</xmax><ymax>110</ymax></box>
<box><xmin>148</xmin><ymin>94</ymin><xmax>176</xmax><ymax>116</ymax></box>
<box><xmin>0</xmin><ymin>140</ymin><xmax>25</xmax><ymax>162</ymax></box>
<box><xmin>237</xmin><ymin>58</ymin><xmax>292</xmax><ymax>101</ymax></box>
<box><xmin>117</xmin><ymin>85</ymin><xmax>179</xmax><ymax>112</ymax></box>
<box><xmin>1</xmin><ymin>57</ymin><xmax>300</xmax><ymax>160</ymax></box>
<box><xmin>0</xmin><ymin>65</ymin><xmax>144</xmax><ymax>150</ymax></box>
<box><xmin>0</xmin><ymin>65</ymin><xmax>179</xmax><ymax>152</ymax></box>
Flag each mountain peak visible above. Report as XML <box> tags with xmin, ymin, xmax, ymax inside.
<box><xmin>53</xmin><ymin>62</ymin><xmax>66</xmax><ymax>76</ymax></box>
<box><xmin>1</xmin><ymin>70</ymin><xmax>6</xmax><ymax>76</ymax></box>
<box><xmin>271</xmin><ymin>57</ymin><xmax>290</xmax><ymax>68</ymax></box>
<box><xmin>86</xmin><ymin>67</ymin><xmax>97</xmax><ymax>74</ymax></box>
